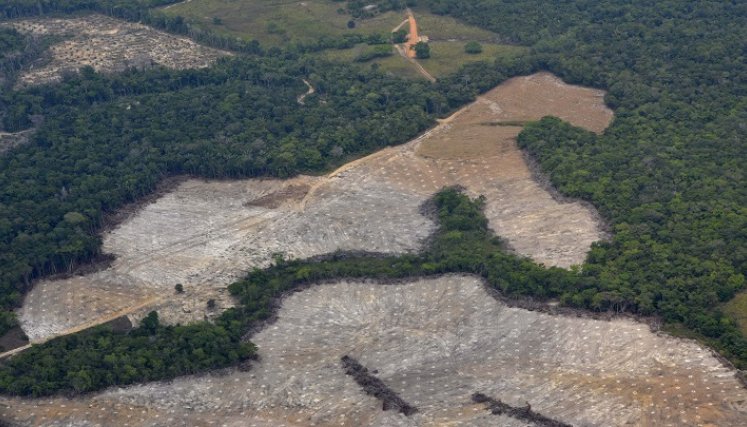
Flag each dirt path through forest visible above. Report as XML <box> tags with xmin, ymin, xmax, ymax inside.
<box><xmin>391</xmin><ymin>9</ymin><xmax>436</xmax><ymax>82</ymax></box>
<box><xmin>296</xmin><ymin>79</ymin><xmax>315</xmax><ymax>105</ymax></box>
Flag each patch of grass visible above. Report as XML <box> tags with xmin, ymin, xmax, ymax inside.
<box><xmin>412</xmin><ymin>8</ymin><xmax>501</xmax><ymax>42</ymax></box>
<box><xmin>318</xmin><ymin>44</ymin><xmax>424</xmax><ymax>80</ymax></box>
<box><xmin>724</xmin><ymin>292</ymin><xmax>747</xmax><ymax>336</ymax></box>
<box><xmin>418</xmin><ymin>41</ymin><xmax>526</xmax><ymax>77</ymax></box>
<box><xmin>319</xmin><ymin>39</ymin><xmax>526</xmax><ymax>80</ymax></box>
<box><xmin>161</xmin><ymin>0</ymin><xmax>403</xmax><ymax>46</ymax></box>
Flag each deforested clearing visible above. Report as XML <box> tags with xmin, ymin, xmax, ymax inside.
<box><xmin>3</xmin><ymin>276</ymin><xmax>746</xmax><ymax>426</ymax></box>
<box><xmin>16</xmin><ymin>72</ymin><xmax>612</xmax><ymax>346</ymax></box>
<box><xmin>1</xmin><ymin>14</ymin><xmax>228</xmax><ymax>86</ymax></box>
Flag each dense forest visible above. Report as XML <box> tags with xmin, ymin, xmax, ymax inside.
<box><xmin>0</xmin><ymin>0</ymin><xmax>746</xmax><ymax>395</ymax></box>
<box><xmin>0</xmin><ymin>310</ymin><xmax>254</xmax><ymax>395</ymax></box>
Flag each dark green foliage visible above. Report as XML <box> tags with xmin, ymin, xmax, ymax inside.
<box><xmin>354</xmin><ymin>45</ymin><xmax>394</xmax><ymax>62</ymax></box>
<box><xmin>422</xmin><ymin>0</ymin><xmax>747</xmax><ymax>365</ymax></box>
<box><xmin>392</xmin><ymin>29</ymin><xmax>408</xmax><ymax>44</ymax></box>
<box><xmin>227</xmin><ymin>189</ymin><xmax>578</xmax><ymax>331</ymax></box>
<box><xmin>2</xmin><ymin>188</ymin><xmax>544</xmax><ymax>396</ymax></box>
<box><xmin>0</xmin><ymin>28</ymin><xmax>23</xmax><ymax>55</ymax></box>
<box><xmin>413</xmin><ymin>41</ymin><xmax>430</xmax><ymax>59</ymax></box>
<box><xmin>0</xmin><ymin>28</ymin><xmax>49</xmax><ymax>87</ymax></box>
<box><xmin>0</xmin><ymin>0</ymin><xmax>265</xmax><ymax>55</ymax></box>
<box><xmin>0</xmin><ymin>54</ymin><xmax>471</xmax><ymax>336</ymax></box>
<box><xmin>464</xmin><ymin>41</ymin><xmax>482</xmax><ymax>54</ymax></box>
<box><xmin>0</xmin><ymin>313</ymin><xmax>253</xmax><ymax>396</ymax></box>
<box><xmin>0</xmin><ymin>0</ymin><xmax>178</xmax><ymax>19</ymax></box>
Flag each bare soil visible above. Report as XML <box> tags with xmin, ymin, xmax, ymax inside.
<box><xmin>9</xmin><ymin>74</ymin><xmax>729</xmax><ymax>427</ymax></box>
<box><xmin>3</xmin><ymin>276</ymin><xmax>746</xmax><ymax>426</ymax></box>
<box><xmin>16</xmin><ymin>72</ymin><xmax>611</xmax><ymax>346</ymax></box>
<box><xmin>1</xmin><ymin>14</ymin><xmax>228</xmax><ymax>87</ymax></box>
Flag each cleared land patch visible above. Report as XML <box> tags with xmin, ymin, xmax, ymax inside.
<box><xmin>1</xmin><ymin>14</ymin><xmax>228</xmax><ymax>86</ymax></box>
<box><xmin>162</xmin><ymin>1</ymin><xmax>523</xmax><ymax>79</ymax></box>
<box><xmin>16</xmin><ymin>72</ymin><xmax>612</xmax><ymax>346</ymax></box>
<box><xmin>418</xmin><ymin>41</ymin><xmax>526</xmax><ymax>77</ymax></box>
<box><xmin>162</xmin><ymin>0</ymin><xmax>404</xmax><ymax>45</ymax></box>
<box><xmin>3</xmin><ymin>276</ymin><xmax>746</xmax><ymax>426</ymax></box>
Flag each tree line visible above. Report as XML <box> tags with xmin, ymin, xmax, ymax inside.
<box><xmin>1</xmin><ymin>0</ymin><xmax>746</xmax><ymax>393</ymax></box>
<box><xmin>0</xmin><ymin>189</ymin><xmax>580</xmax><ymax>396</ymax></box>
<box><xmin>420</xmin><ymin>0</ymin><xmax>747</xmax><ymax>363</ymax></box>
<box><xmin>0</xmin><ymin>51</ymin><xmax>512</xmax><ymax>340</ymax></box>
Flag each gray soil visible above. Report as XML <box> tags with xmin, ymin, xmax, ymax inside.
<box><xmin>3</xmin><ymin>276</ymin><xmax>746</xmax><ymax>426</ymax></box>
<box><xmin>5</xmin><ymin>74</ymin><xmax>740</xmax><ymax>426</ymax></box>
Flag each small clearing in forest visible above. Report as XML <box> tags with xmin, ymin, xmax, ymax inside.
<box><xmin>1</xmin><ymin>14</ymin><xmax>228</xmax><ymax>87</ymax></box>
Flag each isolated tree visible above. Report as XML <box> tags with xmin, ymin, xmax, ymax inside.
<box><xmin>347</xmin><ymin>20</ymin><xmax>356</xmax><ymax>29</ymax></box>
<box><xmin>141</xmin><ymin>311</ymin><xmax>159</xmax><ymax>335</ymax></box>
<box><xmin>464</xmin><ymin>41</ymin><xmax>482</xmax><ymax>54</ymax></box>
<box><xmin>414</xmin><ymin>42</ymin><xmax>430</xmax><ymax>59</ymax></box>
<box><xmin>392</xmin><ymin>29</ymin><xmax>408</xmax><ymax>43</ymax></box>
<box><xmin>174</xmin><ymin>283</ymin><xmax>184</xmax><ymax>294</ymax></box>
<box><xmin>207</xmin><ymin>299</ymin><xmax>216</xmax><ymax>310</ymax></box>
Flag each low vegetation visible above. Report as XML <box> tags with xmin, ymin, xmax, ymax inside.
<box><xmin>354</xmin><ymin>44</ymin><xmax>393</xmax><ymax>62</ymax></box>
<box><xmin>472</xmin><ymin>392</ymin><xmax>572</xmax><ymax>427</ymax></box>
<box><xmin>341</xmin><ymin>355</ymin><xmax>417</xmax><ymax>415</ymax></box>
<box><xmin>0</xmin><ymin>0</ymin><xmax>745</xmax><ymax>398</ymax></box>
<box><xmin>0</xmin><ymin>27</ymin><xmax>50</xmax><ymax>87</ymax></box>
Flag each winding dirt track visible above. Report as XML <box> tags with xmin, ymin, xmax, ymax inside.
<box><xmin>392</xmin><ymin>9</ymin><xmax>436</xmax><ymax>82</ymax></box>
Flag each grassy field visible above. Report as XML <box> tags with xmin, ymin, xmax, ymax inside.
<box><xmin>320</xmin><ymin>44</ymin><xmax>424</xmax><ymax>79</ymax></box>
<box><xmin>160</xmin><ymin>0</ymin><xmax>526</xmax><ymax>79</ymax></box>
<box><xmin>412</xmin><ymin>8</ymin><xmax>501</xmax><ymax>42</ymax></box>
<box><xmin>724</xmin><ymin>292</ymin><xmax>747</xmax><ymax>336</ymax></box>
<box><xmin>321</xmin><ymin>41</ymin><xmax>525</xmax><ymax>80</ymax></box>
<box><xmin>419</xmin><ymin>41</ymin><xmax>526</xmax><ymax>77</ymax></box>
<box><xmin>161</xmin><ymin>0</ymin><xmax>404</xmax><ymax>45</ymax></box>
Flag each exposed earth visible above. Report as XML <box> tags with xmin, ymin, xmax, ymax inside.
<box><xmin>6</xmin><ymin>73</ymin><xmax>741</xmax><ymax>426</ymax></box>
<box><xmin>2</xmin><ymin>276</ymin><xmax>746</xmax><ymax>426</ymax></box>
<box><xmin>15</xmin><ymin>72</ymin><xmax>612</xmax><ymax>345</ymax></box>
